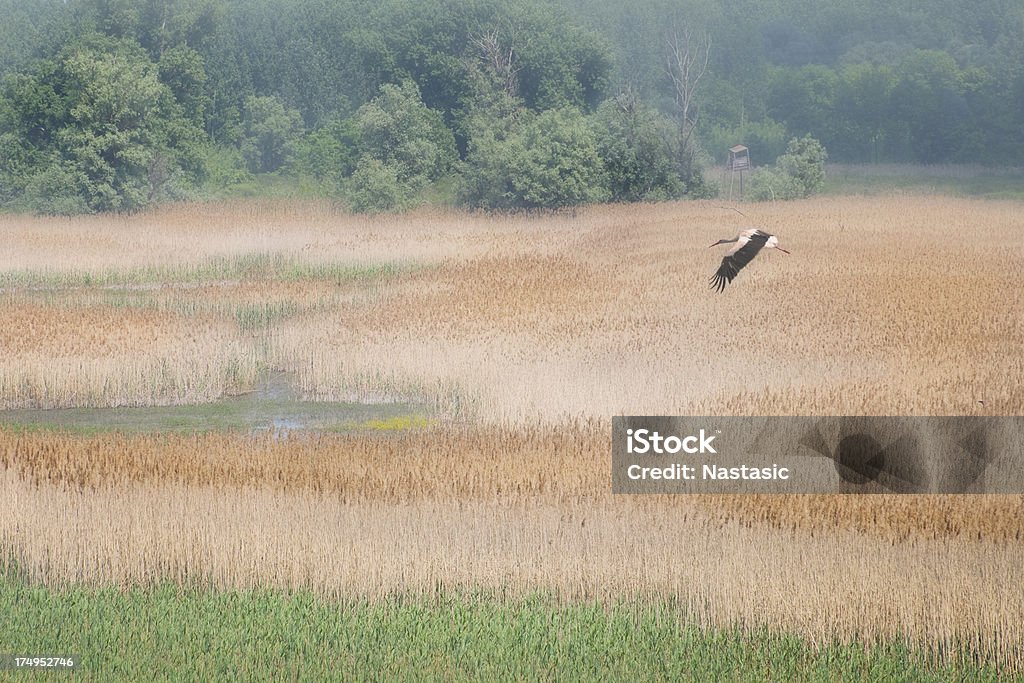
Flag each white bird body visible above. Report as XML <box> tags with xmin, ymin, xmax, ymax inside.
<box><xmin>708</xmin><ymin>228</ymin><xmax>789</xmax><ymax>292</ymax></box>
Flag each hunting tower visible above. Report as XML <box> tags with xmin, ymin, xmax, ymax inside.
<box><xmin>726</xmin><ymin>144</ymin><xmax>749</xmax><ymax>199</ymax></box>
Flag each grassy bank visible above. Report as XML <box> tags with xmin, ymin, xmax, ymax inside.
<box><xmin>822</xmin><ymin>163</ymin><xmax>1024</xmax><ymax>199</ymax></box>
<box><xmin>0</xmin><ymin>573</ymin><xmax>998</xmax><ymax>682</ymax></box>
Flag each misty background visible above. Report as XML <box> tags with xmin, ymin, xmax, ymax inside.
<box><xmin>1</xmin><ymin>0</ymin><xmax>1021</xmax><ymax>213</ymax></box>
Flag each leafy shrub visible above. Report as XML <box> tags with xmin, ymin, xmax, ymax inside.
<box><xmin>591</xmin><ymin>95</ymin><xmax>685</xmax><ymax>202</ymax></box>
<box><xmin>197</xmin><ymin>145</ymin><xmax>253</xmax><ymax>196</ymax></box>
<box><xmin>778</xmin><ymin>134</ymin><xmax>828</xmax><ymax>195</ymax></box>
<box><xmin>747</xmin><ymin>166</ymin><xmax>806</xmax><ymax>201</ymax></box>
<box><xmin>461</xmin><ymin>107</ymin><xmax>608</xmax><ymax>210</ymax></box>
<box><xmin>289</xmin><ymin>117</ymin><xmax>359</xmax><ymax>192</ymax></box>
<box><xmin>354</xmin><ymin>80</ymin><xmax>456</xmax><ymax>191</ymax></box>
<box><xmin>240</xmin><ymin>95</ymin><xmax>304</xmax><ymax>174</ymax></box>
<box><xmin>748</xmin><ymin>135</ymin><xmax>827</xmax><ymax>201</ymax></box>
<box><xmin>21</xmin><ymin>160</ymin><xmax>91</xmax><ymax>215</ymax></box>
<box><xmin>346</xmin><ymin>158</ymin><xmax>406</xmax><ymax>213</ymax></box>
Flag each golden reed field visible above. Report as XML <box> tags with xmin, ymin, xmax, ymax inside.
<box><xmin>1</xmin><ymin>197</ymin><xmax>1023</xmax><ymax>668</ymax></box>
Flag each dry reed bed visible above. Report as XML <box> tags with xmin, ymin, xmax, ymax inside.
<box><xmin>0</xmin><ymin>303</ymin><xmax>258</xmax><ymax>409</ymax></box>
<box><xmin>3</xmin><ymin>469</ymin><xmax>1023</xmax><ymax>670</ymax></box>
<box><xmin>0</xmin><ymin>201</ymin><xmax>524</xmax><ymax>275</ymax></box>
<box><xmin>2</xmin><ymin>426</ymin><xmax>1022</xmax><ymax>544</ymax></box>
<box><xmin>269</xmin><ymin>197</ymin><xmax>1024</xmax><ymax>420</ymax></box>
<box><xmin>1</xmin><ymin>197</ymin><xmax>1021</xmax><ymax>419</ymax></box>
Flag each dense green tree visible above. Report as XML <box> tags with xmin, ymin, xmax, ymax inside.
<box><xmin>831</xmin><ymin>63</ymin><xmax>898</xmax><ymax>162</ymax></box>
<box><xmin>158</xmin><ymin>45</ymin><xmax>209</xmax><ymax>129</ymax></box>
<box><xmin>507</xmin><ymin>2</ymin><xmax>612</xmax><ymax>111</ymax></box>
<box><xmin>511</xmin><ymin>108</ymin><xmax>609</xmax><ymax>208</ymax></box>
<box><xmin>19</xmin><ymin>158</ymin><xmax>91</xmax><ymax>215</ymax></box>
<box><xmin>777</xmin><ymin>134</ymin><xmax>827</xmax><ymax>195</ymax></box>
<box><xmin>55</xmin><ymin>41</ymin><xmax>188</xmax><ymax>211</ymax></box>
<box><xmin>0</xmin><ymin>0</ymin><xmax>82</xmax><ymax>79</ymax></box>
<box><xmin>289</xmin><ymin>117</ymin><xmax>360</xmax><ymax>191</ymax></box>
<box><xmin>353</xmin><ymin>80</ymin><xmax>457</xmax><ymax>191</ymax></box>
<box><xmin>766</xmin><ymin>65</ymin><xmax>838</xmax><ymax>142</ymax></box>
<box><xmin>69</xmin><ymin>0</ymin><xmax>226</xmax><ymax>58</ymax></box>
<box><xmin>461</xmin><ymin>107</ymin><xmax>608</xmax><ymax>210</ymax></box>
<box><xmin>0</xmin><ymin>129</ymin><xmax>37</xmax><ymax>205</ymax></box>
<box><xmin>892</xmin><ymin>50</ymin><xmax>968</xmax><ymax>163</ymax></box>
<box><xmin>239</xmin><ymin>94</ymin><xmax>304</xmax><ymax>173</ymax></box>
<box><xmin>591</xmin><ymin>93</ymin><xmax>684</xmax><ymax>201</ymax></box>
<box><xmin>2</xmin><ymin>37</ymin><xmax>203</xmax><ymax>213</ymax></box>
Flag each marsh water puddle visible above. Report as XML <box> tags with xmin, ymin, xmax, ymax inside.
<box><xmin>0</xmin><ymin>373</ymin><xmax>428</xmax><ymax>434</ymax></box>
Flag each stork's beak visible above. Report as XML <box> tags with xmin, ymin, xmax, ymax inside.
<box><xmin>776</xmin><ymin>247</ymin><xmax>791</xmax><ymax>254</ymax></box>
<box><xmin>708</xmin><ymin>240</ymin><xmax>724</xmax><ymax>248</ymax></box>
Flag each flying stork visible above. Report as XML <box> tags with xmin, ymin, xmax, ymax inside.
<box><xmin>708</xmin><ymin>228</ymin><xmax>789</xmax><ymax>292</ymax></box>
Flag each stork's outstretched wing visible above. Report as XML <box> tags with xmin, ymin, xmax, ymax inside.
<box><xmin>710</xmin><ymin>231</ymin><xmax>770</xmax><ymax>292</ymax></box>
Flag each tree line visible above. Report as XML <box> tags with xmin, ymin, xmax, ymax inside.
<box><xmin>1</xmin><ymin>0</ymin><xmax>1021</xmax><ymax>214</ymax></box>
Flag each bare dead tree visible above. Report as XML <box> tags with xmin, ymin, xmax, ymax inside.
<box><xmin>665</xmin><ymin>26</ymin><xmax>711</xmax><ymax>180</ymax></box>
<box><xmin>666</xmin><ymin>27</ymin><xmax>711</xmax><ymax>137</ymax></box>
<box><xmin>470</xmin><ymin>26</ymin><xmax>523</xmax><ymax>99</ymax></box>
<box><xmin>614</xmin><ymin>84</ymin><xmax>641</xmax><ymax>115</ymax></box>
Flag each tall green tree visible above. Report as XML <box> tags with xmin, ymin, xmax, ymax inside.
<box><xmin>353</xmin><ymin>80</ymin><xmax>457</xmax><ymax>190</ymax></box>
<box><xmin>591</xmin><ymin>93</ymin><xmax>684</xmax><ymax>201</ymax></box>
<box><xmin>4</xmin><ymin>37</ymin><xmax>203</xmax><ymax>213</ymax></box>
<box><xmin>239</xmin><ymin>94</ymin><xmax>304</xmax><ymax>173</ymax></box>
<box><xmin>892</xmin><ymin>50</ymin><xmax>968</xmax><ymax>162</ymax></box>
<box><xmin>766</xmin><ymin>65</ymin><xmax>838</xmax><ymax>142</ymax></box>
<box><xmin>461</xmin><ymin>107</ymin><xmax>608</xmax><ymax>209</ymax></box>
<box><xmin>832</xmin><ymin>63</ymin><xmax>898</xmax><ymax>162</ymax></box>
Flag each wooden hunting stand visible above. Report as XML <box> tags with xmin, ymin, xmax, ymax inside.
<box><xmin>727</xmin><ymin>144</ymin><xmax>749</xmax><ymax>200</ymax></box>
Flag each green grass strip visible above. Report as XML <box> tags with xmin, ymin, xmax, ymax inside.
<box><xmin>0</xmin><ymin>254</ymin><xmax>415</xmax><ymax>290</ymax></box>
<box><xmin>0</xmin><ymin>572</ymin><xmax>1004</xmax><ymax>682</ymax></box>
